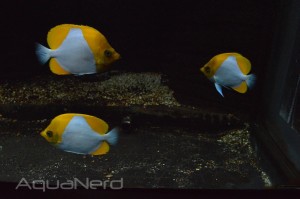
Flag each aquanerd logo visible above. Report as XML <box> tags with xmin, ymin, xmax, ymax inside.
<box><xmin>15</xmin><ymin>177</ymin><xmax>123</xmax><ymax>191</ymax></box>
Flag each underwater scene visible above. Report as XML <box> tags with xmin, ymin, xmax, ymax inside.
<box><xmin>1</xmin><ymin>0</ymin><xmax>298</xmax><ymax>191</ymax></box>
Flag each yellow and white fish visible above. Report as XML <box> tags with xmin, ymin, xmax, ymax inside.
<box><xmin>200</xmin><ymin>53</ymin><xmax>256</xmax><ymax>97</ymax></box>
<box><xmin>40</xmin><ymin>113</ymin><xmax>119</xmax><ymax>155</ymax></box>
<box><xmin>35</xmin><ymin>24</ymin><xmax>120</xmax><ymax>75</ymax></box>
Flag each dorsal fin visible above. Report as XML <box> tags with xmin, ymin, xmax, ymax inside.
<box><xmin>80</xmin><ymin>25</ymin><xmax>110</xmax><ymax>61</ymax></box>
<box><xmin>235</xmin><ymin>54</ymin><xmax>251</xmax><ymax>75</ymax></box>
<box><xmin>232</xmin><ymin>81</ymin><xmax>248</xmax><ymax>93</ymax></box>
<box><xmin>47</xmin><ymin>24</ymin><xmax>80</xmax><ymax>49</ymax></box>
<box><xmin>49</xmin><ymin>59</ymin><xmax>71</xmax><ymax>75</ymax></box>
<box><xmin>91</xmin><ymin>142</ymin><xmax>109</xmax><ymax>155</ymax></box>
<box><xmin>223</xmin><ymin>52</ymin><xmax>242</xmax><ymax>57</ymax></box>
<box><xmin>80</xmin><ymin>114</ymin><xmax>109</xmax><ymax>135</ymax></box>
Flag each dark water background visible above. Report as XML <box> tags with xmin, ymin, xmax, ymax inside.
<box><xmin>0</xmin><ymin>0</ymin><xmax>289</xmax><ymax>190</ymax></box>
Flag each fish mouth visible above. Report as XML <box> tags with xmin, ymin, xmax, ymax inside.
<box><xmin>40</xmin><ymin>130</ymin><xmax>54</xmax><ymax>143</ymax></box>
<box><xmin>40</xmin><ymin>130</ymin><xmax>46</xmax><ymax>138</ymax></box>
<box><xmin>114</xmin><ymin>52</ymin><xmax>121</xmax><ymax>60</ymax></box>
<box><xmin>200</xmin><ymin>67</ymin><xmax>205</xmax><ymax>73</ymax></box>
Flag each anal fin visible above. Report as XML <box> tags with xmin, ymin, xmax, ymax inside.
<box><xmin>50</xmin><ymin>58</ymin><xmax>71</xmax><ymax>75</ymax></box>
<box><xmin>236</xmin><ymin>55</ymin><xmax>251</xmax><ymax>75</ymax></box>
<box><xmin>91</xmin><ymin>141</ymin><xmax>109</xmax><ymax>155</ymax></box>
<box><xmin>232</xmin><ymin>81</ymin><xmax>247</xmax><ymax>93</ymax></box>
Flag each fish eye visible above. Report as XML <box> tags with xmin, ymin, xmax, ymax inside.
<box><xmin>204</xmin><ymin>66</ymin><xmax>211</xmax><ymax>73</ymax></box>
<box><xmin>46</xmin><ymin>131</ymin><xmax>53</xmax><ymax>138</ymax></box>
<box><xmin>104</xmin><ymin>50</ymin><xmax>112</xmax><ymax>58</ymax></box>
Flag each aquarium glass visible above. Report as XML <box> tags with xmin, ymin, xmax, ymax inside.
<box><xmin>280</xmin><ymin>75</ymin><xmax>299</xmax><ymax>129</ymax></box>
<box><xmin>279</xmin><ymin>39</ymin><xmax>300</xmax><ymax>132</ymax></box>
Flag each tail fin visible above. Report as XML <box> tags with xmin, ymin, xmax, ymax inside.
<box><xmin>35</xmin><ymin>43</ymin><xmax>51</xmax><ymax>64</ymax></box>
<box><xmin>105</xmin><ymin>127</ymin><xmax>119</xmax><ymax>145</ymax></box>
<box><xmin>246</xmin><ymin>74</ymin><xmax>256</xmax><ymax>89</ymax></box>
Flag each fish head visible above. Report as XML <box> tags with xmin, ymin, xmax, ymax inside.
<box><xmin>95</xmin><ymin>47</ymin><xmax>121</xmax><ymax>72</ymax></box>
<box><xmin>200</xmin><ymin>54</ymin><xmax>223</xmax><ymax>79</ymax></box>
<box><xmin>200</xmin><ymin>63</ymin><xmax>215</xmax><ymax>79</ymax></box>
<box><xmin>40</xmin><ymin>129</ymin><xmax>58</xmax><ymax>144</ymax></box>
<box><xmin>103</xmin><ymin>48</ymin><xmax>121</xmax><ymax>64</ymax></box>
<box><xmin>40</xmin><ymin>117</ymin><xmax>65</xmax><ymax>144</ymax></box>
<box><xmin>40</xmin><ymin>128</ymin><xmax>59</xmax><ymax>144</ymax></box>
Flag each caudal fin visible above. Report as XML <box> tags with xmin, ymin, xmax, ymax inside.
<box><xmin>246</xmin><ymin>74</ymin><xmax>256</xmax><ymax>89</ymax></box>
<box><xmin>105</xmin><ymin>127</ymin><xmax>119</xmax><ymax>145</ymax></box>
<box><xmin>35</xmin><ymin>43</ymin><xmax>51</xmax><ymax>64</ymax></box>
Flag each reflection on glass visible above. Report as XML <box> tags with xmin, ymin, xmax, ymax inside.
<box><xmin>280</xmin><ymin>74</ymin><xmax>300</xmax><ymax>131</ymax></box>
<box><xmin>292</xmin><ymin>75</ymin><xmax>300</xmax><ymax>131</ymax></box>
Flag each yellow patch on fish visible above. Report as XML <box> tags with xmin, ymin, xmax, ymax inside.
<box><xmin>200</xmin><ymin>52</ymin><xmax>256</xmax><ymax>97</ymax></box>
<box><xmin>40</xmin><ymin>113</ymin><xmax>119</xmax><ymax>155</ymax></box>
<box><xmin>35</xmin><ymin>24</ymin><xmax>120</xmax><ymax>75</ymax></box>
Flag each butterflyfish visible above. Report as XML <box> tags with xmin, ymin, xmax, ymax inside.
<box><xmin>35</xmin><ymin>24</ymin><xmax>120</xmax><ymax>75</ymax></box>
<box><xmin>200</xmin><ymin>52</ymin><xmax>256</xmax><ymax>97</ymax></box>
<box><xmin>40</xmin><ymin>113</ymin><xmax>119</xmax><ymax>155</ymax></box>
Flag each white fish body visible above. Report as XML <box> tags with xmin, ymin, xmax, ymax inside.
<box><xmin>213</xmin><ymin>56</ymin><xmax>247</xmax><ymax>87</ymax></box>
<box><xmin>36</xmin><ymin>28</ymin><xmax>96</xmax><ymax>75</ymax></box>
<box><xmin>57</xmin><ymin>116</ymin><xmax>118</xmax><ymax>155</ymax></box>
